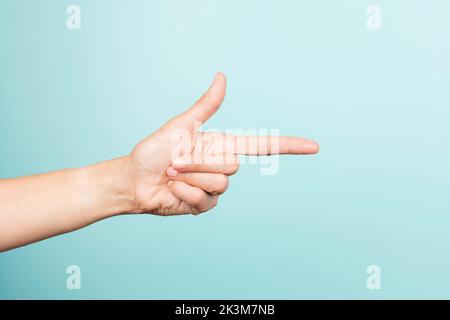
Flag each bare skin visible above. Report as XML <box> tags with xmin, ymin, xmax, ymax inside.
<box><xmin>0</xmin><ymin>73</ymin><xmax>319</xmax><ymax>252</ymax></box>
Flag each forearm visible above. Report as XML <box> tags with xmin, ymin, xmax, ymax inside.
<box><xmin>0</xmin><ymin>157</ymin><xmax>135</xmax><ymax>252</ymax></box>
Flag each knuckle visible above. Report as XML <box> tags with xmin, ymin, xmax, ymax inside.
<box><xmin>208</xmin><ymin>175</ymin><xmax>229</xmax><ymax>195</ymax></box>
<box><xmin>216</xmin><ymin>175</ymin><xmax>229</xmax><ymax>193</ymax></box>
<box><xmin>191</xmin><ymin>196</ymin><xmax>218</xmax><ymax>216</ymax></box>
<box><xmin>192</xmin><ymin>196</ymin><xmax>218</xmax><ymax>215</ymax></box>
<box><xmin>190</xmin><ymin>191</ymin><xmax>206</xmax><ymax>206</ymax></box>
<box><xmin>228</xmin><ymin>161</ymin><xmax>239</xmax><ymax>175</ymax></box>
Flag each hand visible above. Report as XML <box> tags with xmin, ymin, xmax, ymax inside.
<box><xmin>124</xmin><ymin>73</ymin><xmax>319</xmax><ymax>216</ymax></box>
<box><xmin>0</xmin><ymin>72</ymin><xmax>319</xmax><ymax>251</ymax></box>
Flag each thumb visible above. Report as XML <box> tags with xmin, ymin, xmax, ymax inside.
<box><xmin>177</xmin><ymin>72</ymin><xmax>227</xmax><ymax>124</ymax></box>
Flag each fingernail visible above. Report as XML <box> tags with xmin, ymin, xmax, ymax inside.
<box><xmin>167</xmin><ymin>180</ymin><xmax>173</xmax><ymax>187</ymax></box>
<box><xmin>305</xmin><ymin>140</ymin><xmax>320</xmax><ymax>153</ymax></box>
<box><xmin>213</xmin><ymin>72</ymin><xmax>224</xmax><ymax>85</ymax></box>
<box><xmin>166</xmin><ymin>166</ymin><xmax>178</xmax><ymax>177</ymax></box>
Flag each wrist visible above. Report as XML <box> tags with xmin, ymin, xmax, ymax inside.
<box><xmin>80</xmin><ymin>156</ymin><xmax>137</xmax><ymax>219</ymax></box>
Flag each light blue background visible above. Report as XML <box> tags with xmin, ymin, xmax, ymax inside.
<box><xmin>1</xmin><ymin>0</ymin><xmax>449</xmax><ymax>299</ymax></box>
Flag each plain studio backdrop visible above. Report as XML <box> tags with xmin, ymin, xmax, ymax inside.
<box><xmin>0</xmin><ymin>0</ymin><xmax>449</xmax><ymax>299</ymax></box>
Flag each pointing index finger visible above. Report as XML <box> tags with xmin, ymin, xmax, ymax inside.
<box><xmin>229</xmin><ymin>135</ymin><xmax>319</xmax><ymax>155</ymax></box>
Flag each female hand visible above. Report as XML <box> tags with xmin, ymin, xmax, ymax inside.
<box><xmin>125</xmin><ymin>72</ymin><xmax>319</xmax><ymax>216</ymax></box>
